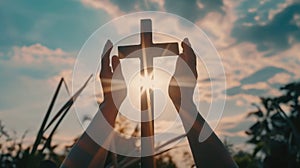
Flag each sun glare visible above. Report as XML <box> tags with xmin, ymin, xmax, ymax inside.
<box><xmin>140</xmin><ymin>73</ymin><xmax>154</xmax><ymax>92</ymax></box>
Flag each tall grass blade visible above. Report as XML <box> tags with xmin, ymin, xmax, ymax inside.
<box><xmin>31</xmin><ymin>78</ymin><xmax>64</xmax><ymax>155</ymax></box>
<box><xmin>63</xmin><ymin>79</ymin><xmax>70</xmax><ymax>96</ymax></box>
<box><xmin>40</xmin><ymin>75</ymin><xmax>92</xmax><ymax>153</ymax></box>
<box><xmin>43</xmin><ymin>75</ymin><xmax>92</xmax><ymax>132</ymax></box>
<box><xmin>41</xmin><ymin>105</ymin><xmax>72</xmax><ymax>152</ymax></box>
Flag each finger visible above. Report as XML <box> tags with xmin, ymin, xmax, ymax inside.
<box><xmin>179</xmin><ymin>38</ymin><xmax>191</xmax><ymax>62</ymax></box>
<box><xmin>182</xmin><ymin>38</ymin><xmax>196</xmax><ymax>62</ymax></box>
<box><xmin>181</xmin><ymin>38</ymin><xmax>197</xmax><ymax>77</ymax></box>
<box><xmin>112</xmin><ymin>55</ymin><xmax>120</xmax><ymax>72</ymax></box>
<box><xmin>182</xmin><ymin>37</ymin><xmax>191</xmax><ymax>48</ymax></box>
<box><xmin>101</xmin><ymin>40</ymin><xmax>113</xmax><ymax>75</ymax></box>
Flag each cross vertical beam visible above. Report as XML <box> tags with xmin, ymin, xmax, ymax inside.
<box><xmin>118</xmin><ymin>19</ymin><xmax>179</xmax><ymax>167</ymax></box>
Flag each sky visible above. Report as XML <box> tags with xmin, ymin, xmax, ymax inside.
<box><xmin>1</xmin><ymin>0</ymin><xmax>300</xmax><ymax>154</ymax></box>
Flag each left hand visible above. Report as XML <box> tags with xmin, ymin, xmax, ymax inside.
<box><xmin>99</xmin><ymin>40</ymin><xmax>126</xmax><ymax>124</ymax></box>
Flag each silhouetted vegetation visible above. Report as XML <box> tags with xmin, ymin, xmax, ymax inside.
<box><xmin>234</xmin><ymin>82</ymin><xmax>300</xmax><ymax>168</ymax></box>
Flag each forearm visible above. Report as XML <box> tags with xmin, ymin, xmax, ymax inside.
<box><xmin>179</xmin><ymin>104</ymin><xmax>237</xmax><ymax>168</ymax></box>
<box><xmin>60</xmin><ymin>102</ymin><xmax>117</xmax><ymax>168</ymax></box>
<box><xmin>60</xmin><ymin>133</ymin><xmax>101</xmax><ymax>168</ymax></box>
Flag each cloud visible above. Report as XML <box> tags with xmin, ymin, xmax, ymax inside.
<box><xmin>240</xmin><ymin>66</ymin><xmax>288</xmax><ymax>84</ymax></box>
<box><xmin>268</xmin><ymin>72</ymin><xmax>292</xmax><ymax>84</ymax></box>
<box><xmin>81</xmin><ymin>0</ymin><xmax>124</xmax><ymax>17</ymax></box>
<box><xmin>232</xmin><ymin>2</ymin><xmax>300</xmax><ymax>53</ymax></box>
<box><xmin>47</xmin><ymin>69</ymin><xmax>73</xmax><ymax>87</ymax></box>
<box><xmin>11</xmin><ymin>43</ymin><xmax>74</xmax><ymax>65</ymax></box>
<box><xmin>0</xmin><ymin>0</ymin><xmax>107</xmax><ymax>52</ymax></box>
<box><xmin>164</xmin><ymin>0</ymin><xmax>224</xmax><ymax>22</ymax></box>
<box><xmin>0</xmin><ymin>43</ymin><xmax>75</xmax><ymax>79</ymax></box>
<box><xmin>242</xmin><ymin>82</ymin><xmax>270</xmax><ymax>90</ymax></box>
<box><xmin>212</xmin><ymin>112</ymin><xmax>254</xmax><ymax>145</ymax></box>
<box><xmin>223</xmin><ymin>46</ymin><xmax>299</xmax><ymax>98</ymax></box>
<box><xmin>195</xmin><ymin>0</ymin><xmax>238</xmax><ymax>49</ymax></box>
<box><xmin>227</xmin><ymin>86</ymin><xmax>268</xmax><ymax>97</ymax></box>
<box><xmin>223</xmin><ymin>41</ymin><xmax>300</xmax><ymax>96</ymax></box>
<box><xmin>217</xmin><ymin>39</ymin><xmax>300</xmax><ymax>137</ymax></box>
<box><xmin>0</xmin><ymin>44</ymin><xmax>74</xmax><ymax>110</ymax></box>
<box><xmin>81</xmin><ymin>0</ymin><xmax>161</xmax><ymax>18</ymax></box>
<box><xmin>81</xmin><ymin>0</ymin><xmax>225</xmax><ymax>22</ymax></box>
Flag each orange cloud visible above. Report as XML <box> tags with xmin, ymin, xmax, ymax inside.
<box><xmin>11</xmin><ymin>43</ymin><xmax>74</xmax><ymax>66</ymax></box>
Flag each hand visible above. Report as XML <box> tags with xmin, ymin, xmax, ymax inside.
<box><xmin>168</xmin><ymin>38</ymin><xmax>197</xmax><ymax>111</ymax></box>
<box><xmin>99</xmin><ymin>40</ymin><xmax>126</xmax><ymax>124</ymax></box>
<box><xmin>168</xmin><ymin>39</ymin><xmax>238</xmax><ymax>167</ymax></box>
<box><xmin>61</xmin><ymin>40</ymin><xmax>127</xmax><ymax>168</ymax></box>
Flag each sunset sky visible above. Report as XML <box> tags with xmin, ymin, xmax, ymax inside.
<box><xmin>1</xmin><ymin>0</ymin><xmax>300</xmax><ymax>150</ymax></box>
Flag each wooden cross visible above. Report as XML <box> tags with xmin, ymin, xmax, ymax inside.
<box><xmin>118</xmin><ymin>19</ymin><xmax>179</xmax><ymax>167</ymax></box>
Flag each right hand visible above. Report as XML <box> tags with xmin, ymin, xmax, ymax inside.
<box><xmin>168</xmin><ymin>38</ymin><xmax>198</xmax><ymax>111</ymax></box>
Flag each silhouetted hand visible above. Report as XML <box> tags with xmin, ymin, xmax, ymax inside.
<box><xmin>99</xmin><ymin>40</ymin><xmax>126</xmax><ymax>125</ymax></box>
<box><xmin>168</xmin><ymin>38</ymin><xmax>237</xmax><ymax>168</ymax></box>
<box><xmin>168</xmin><ymin>38</ymin><xmax>197</xmax><ymax>111</ymax></box>
<box><xmin>60</xmin><ymin>40</ymin><xmax>127</xmax><ymax>168</ymax></box>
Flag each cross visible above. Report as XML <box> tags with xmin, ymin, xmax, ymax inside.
<box><xmin>118</xmin><ymin>19</ymin><xmax>179</xmax><ymax>168</ymax></box>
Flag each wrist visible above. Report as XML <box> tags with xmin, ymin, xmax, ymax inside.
<box><xmin>179</xmin><ymin>87</ymin><xmax>195</xmax><ymax>105</ymax></box>
<box><xmin>99</xmin><ymin>100</ymin><xmax>118</xmax><ymax>126</ymax></box>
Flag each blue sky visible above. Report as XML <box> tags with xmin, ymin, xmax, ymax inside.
<box><xmin>1</xmin><ymin>0</ymin><xmax>300</xmax><ymax>150</ymax></box>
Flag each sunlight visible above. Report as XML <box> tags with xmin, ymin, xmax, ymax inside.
<box><xmin>140</xmin><ymin>72</ymin><xmax>154</xmax><ymax>93</ymax></box>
